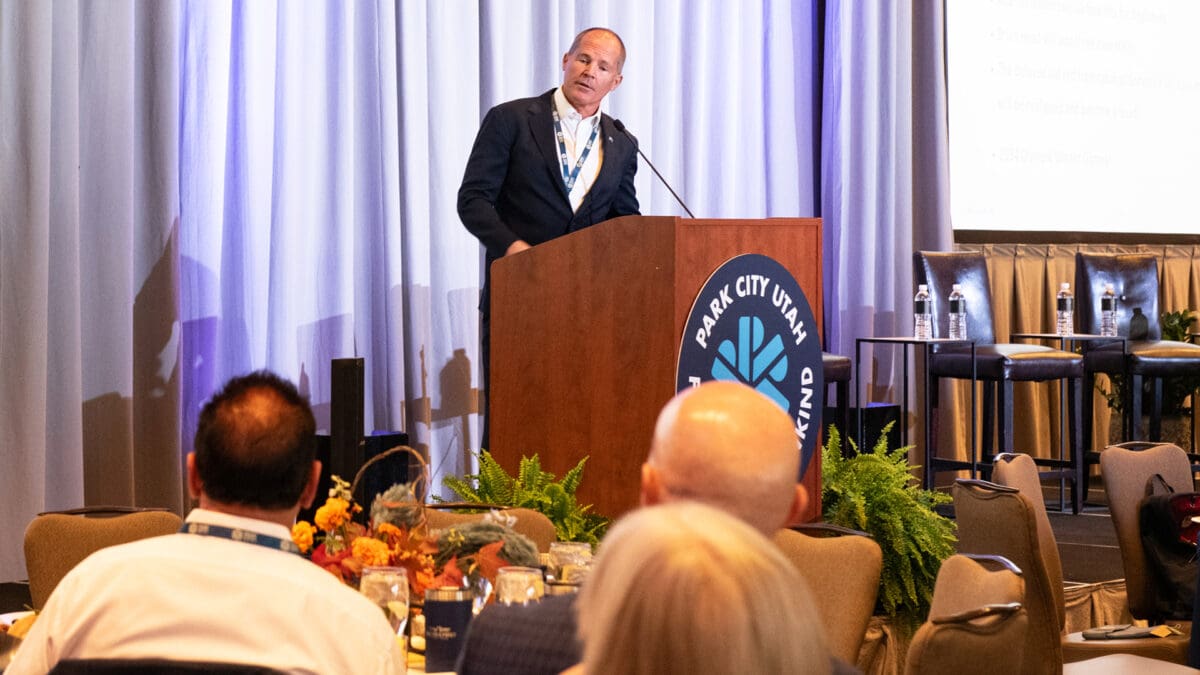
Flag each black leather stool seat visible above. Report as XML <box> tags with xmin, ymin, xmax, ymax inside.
<box><xmin>1085</xmin><ymin>340</ymin><xmax>1200</xmax><ymax>375</ymax></box>
<box><xmin>1076</xmin><ymin>252</ymin><xmax>1200</xmax><ymax>451</ymax></box>
<box><xmin>823</xmin><ymin>353</ymin><xmax>852</xmax><ymax>382</ymax></box>
<box><xmin>933</xmin><ymin>344</ymin><xmax>1084</xmax><ymax>381</ymax></box>
<box><xmin>915</xmin><ymin>250</ymin><xmax>1085</xmax><ymax>513</ymax></box>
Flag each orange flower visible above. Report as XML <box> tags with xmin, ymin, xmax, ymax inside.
<box><xmin>291</xmin><ymin>521</ymin><xmax>316</xmax><ymax>553</ymax></box>
<box><xmin>352</xmin><ymin>536</ymin><xmax>392</xmax><ymax>567</ymax></box>
<box><xmin>314</xmin><ymin>497</ymin><xmax>352</xmax><ymax>532</ymax></box>
<box><xmin>376</xmin><ymin>522</ymin><xmax>402</xmax><ymax>541</ymax></box>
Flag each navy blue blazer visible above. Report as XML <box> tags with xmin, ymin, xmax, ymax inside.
<box><xmin>451</xmin><ymin>592</ymin><xmax>863</xmax><ymax>675</ymax></box>
<box><xmin>457</xmin><ymin>89</ymin><xmax>640</xmax><ymax>315</ymax></box>
<box><xmin>454</xmin><ymin>593</ymin><xmax>581</xmax><ymax>675</ymax></box>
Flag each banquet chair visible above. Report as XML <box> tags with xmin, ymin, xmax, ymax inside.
<box><xmin>953</xmin><ymin>478</ymin><xmax>1190</xmax><ymax>672</ymax></box>
<box><xmin>915</xmin><ymin>251</ymin><xmax>1086</xmax><ymax>512</ymax></box>
<box><xmin>48</xmin><ymin>659</ymin><xmax>287</xmax><ymax>674</ymax></box>
<box><xmin>1075</xmin><ymin>252</ymin><xmax>1200</xmax><ymax>455</ymax></box>
<box><xmin>424</xmin><ymin>504</ymin><xmax>558</xmax><ymax>552</ymax></box>
<box><xmin>823</xmin><ymin>352</ymin><xmax>852</xmax><ymax>442</ymax></box>
<box><xmin>903</xmin><ymin>554</ymin><xmax>1027</xmax><ymax>675</ymax></box>
<box><xmin>24</xmin><ymin>507</ymin><xmax>183</xmax><ymax>609</ymax></box>
<box><xmin>991</xmin><ymin>452</ymin><xmax>1067</xmax><ymax>613</ymax></box>
<box><xmin>772</xmin><ymin>523</ymin><xmax>882</xmax><ymax>664</ymax></box>
<box><xmin>1100</xmin><ymin>442</ymin><xmax>1195</xmax><ymax>627</ymax></box>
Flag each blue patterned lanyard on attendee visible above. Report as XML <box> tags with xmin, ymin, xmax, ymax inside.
<box><xmin>181</xmin><ymin>521</ymin><xmax>301</xmax><ymax>555</ymax></box>
<box><xmin>551</xmin><ymin>107</ymin><xmax>601</xmax><ymax>193</ymax></box>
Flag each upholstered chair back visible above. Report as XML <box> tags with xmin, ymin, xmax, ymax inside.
<box><xmin>1075</xmin><ymin>253</ymin><xmax>1161</xmax><ymax>339</ymax></box>
<box><xmin>1099</xmin><ymin>442</ymin><xmax>1194</xmax><ymax>620</ymax></box>
<box><xmin>913</xmin><ymin>251</ymin><xmax>997</xmax><ymax>345</ymax></box>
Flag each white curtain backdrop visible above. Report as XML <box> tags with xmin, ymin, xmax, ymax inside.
<box><xmin>0</xmin><ymin>0</ymin><xmax>938</xmax><ymax>582</ymax></box>
<box><xmin>1</xmin><ymin>0</ymin><xmax>182</xmax><ymax>582</ymax></box>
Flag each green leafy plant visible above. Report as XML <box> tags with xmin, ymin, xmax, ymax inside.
<box><xmin>1099</xmin><ymin>309</ymin><xmax>1200</xmax><ymax>416</ymax></box>
<box><xmin>821</xmin><ymin>424</ymin><xmax>957</xmax><ymax>632</ymax></box>
<box><xmin>442</xmin><ymin>451</ymin><xmax>609</xmax><ymax>545</ymax></box>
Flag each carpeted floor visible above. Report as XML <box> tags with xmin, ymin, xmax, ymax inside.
<box><xmin>1051</xmin><ymin>508</ymin><xmax>1124</xmax><ymax>583</ymax></box>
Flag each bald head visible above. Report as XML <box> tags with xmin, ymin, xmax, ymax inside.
<box><xmin>641</xmin><ymin>381</ymin><xmax>806</xmax><ymax>534</ymax></box>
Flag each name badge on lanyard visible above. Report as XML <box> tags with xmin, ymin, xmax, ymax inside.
<box><xmin>552</xmin><ymin>108</ymin><xmax>600</xmax><ymax>193</ymax></box>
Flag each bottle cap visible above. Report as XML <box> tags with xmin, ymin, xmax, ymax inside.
<box><xmin>951</xmin><ymin>283</ymin><xmax>962</xmax><ymax>292</ymax></box>
<box><xmin>1105</xmin><ymin>283</ymin><xmax>1115</xmax><ymax>292</ymax></box>
<box><xmin>426</xmin><ymin>586</ymin><xmax>473</xmax><ymax>602</ymax></box>
<box><xmin>1060</xmin><ymin>282</ymin><xmax>1070</xmax><ymax>291</ymax></box>
<box><xmin>918</xmin><ymin>284</ymin><xmax>927</xmax><ymax>292</ymax></box>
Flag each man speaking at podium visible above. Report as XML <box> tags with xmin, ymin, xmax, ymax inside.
<box><xmin>458</xmin><ymin>27</ymin><xmax>640</xmax><ymax>446</ymax></box>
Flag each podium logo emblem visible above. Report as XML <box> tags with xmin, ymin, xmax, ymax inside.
<box><xmin>676</xmin><ymin>254</ymin><xmax>824</xmax><ymax>479</ymax></box>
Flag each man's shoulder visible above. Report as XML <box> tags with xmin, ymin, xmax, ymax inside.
<box><xmin>68</xmin><ymin>531</ymin><xmax>179</xmax><ymax>569</ymax></box>
<box><xmin>488</xmin><ymin>90</ymin><xmax>554</xmax><ymax>117</ymax></box>
<box><xmin>479</xmin><ymin>591</ymin><xmax>576</xmax><ymax>627</ymax></box>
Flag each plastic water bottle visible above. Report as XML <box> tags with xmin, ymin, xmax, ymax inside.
<box><xmin>1100</xmin><ymin>284</ymin><xmax>1118</xmax><ymax>337</ymax></box>
<box><xmin>1055</xmin><ymin>282</ymin><xmax>1074</xmax><ymax>336</ymax></box>
<box><xmin>948</xmin><ymin>284</ymin><xmax>967</xmax><ymax>340</ymax></box>
<box><xmin>913</xmin><ymin>284</ymin><xmax>933</xmax><ymax>339</ymax></box>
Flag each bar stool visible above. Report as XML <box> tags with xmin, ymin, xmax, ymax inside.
<box><xmin>823</xmin><ymin>352</ymin><xmax>851</xmax><ymax>442</ymax></box>
<box><xmin>1075</xmin><ymin>252</ymin><xmax>1200</xmax><ymax>463</ymax></box>
<box><xmin>915</xmin><ymin>252</ymin><xmax>1086</xmax><ymax>513</ymax></box>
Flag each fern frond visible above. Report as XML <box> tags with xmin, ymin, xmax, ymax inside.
<box><xmin>442</xmin><ymin>474</ymin><xmax>482</xmax><ymax>503</ymax></box>
<box><xmin>821</xmin><ymin>424</ymin><xmax>956</xmax><ymax>633</ymax></box>
<box><xmin>439</xmin><ymin>450</ymin><xmax>609</xmax><ymax>544</ymax></box>
<box><xmin>478</xmin><ymin>451</ymin><xmax>515</xmax><ymax>504</ymax></box>
<box><xmin>560</xmin><ymin>456</ymin><xmax>587</xmax><ymax>496</ymax></box>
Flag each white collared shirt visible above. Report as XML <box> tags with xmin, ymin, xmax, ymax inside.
<box><xmin>6</xmin><ymin>508</ymin><xmax>404</xmax><ymax>675</ymax></box>
<box><xmin>552</xmin><ymin>87</ymin><xmax>605</xmax><ymax>212</ymax></box>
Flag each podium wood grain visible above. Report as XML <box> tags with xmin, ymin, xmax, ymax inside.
<box><xmin>490</xmin><ymin>216</ymin><xmax>823</xmax><ymax>522</ymax></box>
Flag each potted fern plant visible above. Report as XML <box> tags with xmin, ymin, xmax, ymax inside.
<box><xmin>820</xmin><ymin>424</ymin><xmax>957</xmax><ymax>633</ymax></box>
<box><xmin>442</xmin><ymin>451</ymin><xmax>609</xmax><ymax>545</ymax></box>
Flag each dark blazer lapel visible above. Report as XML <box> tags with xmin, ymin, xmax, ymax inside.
<box><xmin>528</xmin><ymin>91</ymin><xmax>571</xmax><ymax>204</ymax></box>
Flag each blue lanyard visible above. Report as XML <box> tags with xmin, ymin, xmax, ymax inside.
<box><xmin>181</xmin><ymin>521</ymin><xmax>301</xmax><ymax>555</ymax></box>
<box><xmin>551</xmin><ymin>107</ymin><xmax>601</xmax><ymax>193</ymax></box>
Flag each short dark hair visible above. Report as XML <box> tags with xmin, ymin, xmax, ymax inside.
<box><xmin>193</xmin><ymin>370</ymin><xmax>316</xmax><ymax>510</ymax></box>
<box><xmin>569</xmin><ymin>27</ymin><xmax>626</xmax><ymax>72</ymax></box>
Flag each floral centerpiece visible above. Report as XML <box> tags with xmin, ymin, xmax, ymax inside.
<box><xmin>291</xmin><ymin>446</ymin><xmax>540</xmax><ymax>600</ymax></box>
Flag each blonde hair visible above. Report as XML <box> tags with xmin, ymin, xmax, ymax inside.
<box><xmin>576</xmin><ymin>502</ymin><xmax>831</xmax><ymax>675</ymax></box>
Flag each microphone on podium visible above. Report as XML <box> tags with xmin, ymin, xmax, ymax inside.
<box><xmin>612</xmin><ymin>119</ymin><xmax>696</xmax><ymax>218</ymax></box>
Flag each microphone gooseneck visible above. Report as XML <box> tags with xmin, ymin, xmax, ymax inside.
<box><xmin>612</xmin><ymin>119</ymin><xmax>696</xmax><ymax>218</ymax></box>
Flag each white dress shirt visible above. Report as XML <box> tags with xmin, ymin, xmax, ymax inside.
<box><xmin>552</xmin><ymin>87</ymin><xmax>605</xmax><ymax>212</ymax></box>
<box><xmin>6</xmin><ymin>508</ymin><xmax>403</xmax><ymax>675</ymax></box>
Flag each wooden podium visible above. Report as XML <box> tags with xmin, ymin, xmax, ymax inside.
<box><xmin>490</xmin><ymin>216</ymin><xmax>823</xmax><ymax>521</ymax></box>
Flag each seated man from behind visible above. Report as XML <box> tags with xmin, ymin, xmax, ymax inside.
<box><xmin>8</xmin><ymin>371</ymin><xmax>404</xmax><ymax>675</ymax></box>
<box><xmin>459</xmin><ymin>381</ymin><xmax>859</xmax><ymax>674</ymax></box>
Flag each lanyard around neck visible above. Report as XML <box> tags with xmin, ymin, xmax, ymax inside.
<box><xmin>181</xmin><ymin>521</ymin><xmax>301</xmax><ymax>555</ymax></box>
<box><xmin>551</xmin><ymin>107</ymin><xmax>601</xmax><ymax>193</ymax></box>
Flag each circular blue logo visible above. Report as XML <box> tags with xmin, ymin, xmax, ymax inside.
<box><xmin>676</xmin><ymin>254</ymin><xmax>824</xmax><ymax>479</ymax></box>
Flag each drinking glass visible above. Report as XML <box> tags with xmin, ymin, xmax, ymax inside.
<box><xmin>495</xmin><ymin>566</ymin><xmax>545</xmax><ymax>605</ymax></box>
<box><xmin>548</xmin><ymin>541</ymin><xmax>594</xmax><ymax>583</ymax></box>
<box><xmin>360</xmin><ymin>565</ymin><xmax>410</xmax><ymax>669</ymax></box>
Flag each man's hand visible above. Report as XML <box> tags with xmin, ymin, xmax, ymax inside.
<box><xmin>506</xmin><ymin>240</ymin><xmax>532</xmax><ymax>256</ymax></box>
